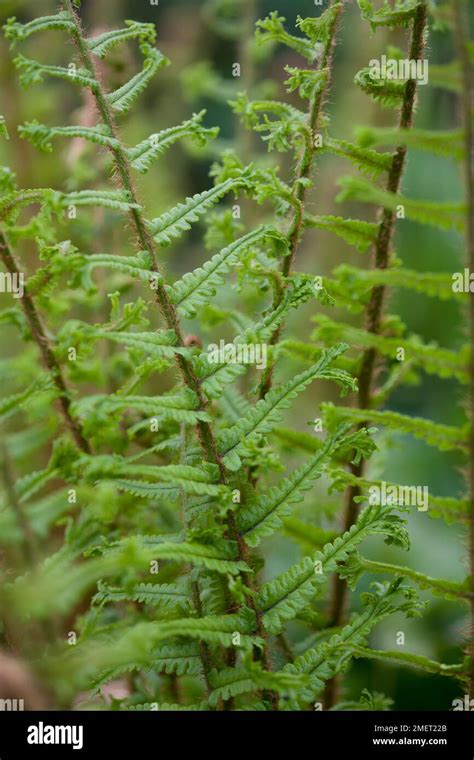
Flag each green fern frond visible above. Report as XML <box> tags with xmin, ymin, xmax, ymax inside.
<box><xmin>325</xmin><ymin>137</ymin><xmax>393</xmax><ymax>178</ymax></box>
<box><xmin>314</xmin><ymin>315</ymin><xmax>469</xmax><ymax>383</ymax></box>
<box><xmin>19</xmin><ymin>121</ymin><xmax>120</xmax><ymax>152</ymax></box>
<box><xmin>345</xmin><ymin>555</ymin><xmax>469</xmax><ymax>601</ymax></box>
<box><xmin>323</xmin><ymin>403</ymin><xmax>469</xmax><ymax>453</ymax></box>
<box><xmin>48</xmin><ymin>189</ymin><xmax>140</xmax><ymax>212</ymax></box>
<box><xmin>331</xmin><ymin>263</ymin><xmax>465</xmax><ymax>302</ymax></box>
<box><xmin>194</xmin><ymin>278</ymin><xmax>315</xmax><ymax>399</ymax></box>
<box><xmin>218</xmin><ymin>344</ymin><xmax>354</xmax><ymax>471</ymax></box>
<box><xmin>168</xmin><ymin>226</ymin><xmax>277</xmax><ymax>319</ymax></box>
<box><xmin>255</xmin><ymin>12</ymin><xmax>321</xmax><ymax>62</ymax></box>
<box><xmin>358</xmin><ymin>0</ymin><xmax>423</xmax><ymax>31</ymax></box>
<box><xmin>4</xmin><ymin>13</ymin><xmax>75</xmax><ymax>43</ymax></box>
<box><xmin>255</xmin><ymin>504</ymin><xmax>409</xmax><ymax>634</ymax></box>
<box><xmin>355</xmin><ymin>67</ymin><xmax>406</xmax><ymax>108</ymax></box>
<box><xmin>106</xmin><ymin>45</ymin><xmax>169</xmax><ymax>113</ymax></box>
<box><xmin>148</xmin><ymin>175</ymin><xmax>252</xmax><ymax>246</ymax></box>
<box><xmin>236</xmin><ymin>425</ymin><xmax>356</xmax><ymax>547</ymax></box>
<box><xmin>356</xmin><ymin>125</ymin><xmax>465</xmax><ymax>160</ymax></box>
<box><xmin>285</xmin><ymin>579</ymin><xmax>423</xmax><ymax>704</ymax></box>
<box><xmin>208</xmin><ymin>664</ymin><xmax>306</xmax><ymax>706</ymax></box>
<box><xmin>337</xmin><ymin>175</ymin><xmax>466</xmax><ymax>231</ymax></box>
<box><xmin>127</xmin><ymin>112</ymin><xmax>218</xmax><ymax>173</ymax></box>
<box><xmin>345</xmin><ymin>644</ymin><xmax>465</xmax><ymax>676</ymax></box>
<box><xmin>72</xmin><ymin>389</ymin><xmax>211</xmax><ymax>425</ymax></box>
<box><xmin>329</xmin><ymin>467</ymin><xmax>470</xmax><ymax>525</ymax></box>
<box><xmin>13</xmin><ymin>54</ymin><xmax>97</xmax><ymax>89</ymax></box>
<box><xmin>82</xmin><ymin>328</ymin><xmax>190</xmax><ymax>360</ymax></box>
<box><xmin>87</xmin><ymin>20</ymin><xmax>157</xmax><ymax>58</ymax></box>
<box><xmin>304</xmin><ymin>214</ymin><xmax>378</xmax><ymax>253</ymax></box>
<box><xmin>93</xmin><ymin>579</ymin><xmax>190</xmax><ymax>611</ymax></box>
<box><xmin>101</xmin><ymin>535</ymin><xmax>249</xmax><ymax>575</ymax></box>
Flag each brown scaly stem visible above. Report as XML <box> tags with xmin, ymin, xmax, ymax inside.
<box><xmin>454</xmin><ymin>0</ymin><xmax>474</xmax><ymax>700</ymax></box>
<box><xmin>258</xmin><ymin>0</ymin><xmax>345</xmax><ymax>399</ymax></box>
<box><xmin>0</xmin><ymin>230</ymin><xmax>90</xmax><ymax>453</ymax></box>
<box><xmin>323</xmin><ymin>1</ymin><xmax>428</xmax><ymax>709</ymax></box>
<box><xmin>63</xmin><ymin>0</ymin><xmax>272</xmax><ymax>696</ymax></box>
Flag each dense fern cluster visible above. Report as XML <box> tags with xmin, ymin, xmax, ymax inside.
<box><xmin>0</xmin><ymin>0</ymin><xmax>472</xmax><ymax>711</ymax></box>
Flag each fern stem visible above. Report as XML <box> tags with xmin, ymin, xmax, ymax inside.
<box><xmin>324</xmin><ymin>1</ymin><xmax>428</xmax><ymax>709</ymax></box>
<box><xmin>0</xmin><ymin>230</ymin><xmax>90</xmax><ymax>453</ymax></box>
<box><xmin>63</xmin><ymin>0</ymin><xmax>221</xmax><ymax>468</ymax></box>
<box><xmin>454</xmin><ymin>0</ymin><xmax>474</xmax><ymax>698</ymax></box>
<box><xmin>258</xmin><ymin>0</ymin><xmax>344</xmax><ymax>398</ymax></box>
<box><xmin>63</xmin><ymin>0</ymin><xmax>271</xmax><ymax>694</ymax></box>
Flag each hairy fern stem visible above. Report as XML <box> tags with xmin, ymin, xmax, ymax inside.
<box><xmin>324</xmin><ymin>0</ymin><xmax>428</xmax><ymax>709</ymax></box>
<box><xmin>63</xmin><ymin>0</ymin><xmax>271</xmax><ymax>692</ymax></box>
<box><xmin>259</xmin><ymin>0</ymin><xmax>344</xmax><ymax>399</ymax></box>
<box><xmin>0</xmin><ymin>230</ymin><xmax>90</xmax><ymax>453</ymax></box>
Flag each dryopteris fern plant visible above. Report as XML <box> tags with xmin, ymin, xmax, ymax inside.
<box><xmin>0</xmin><ymin>0</ymin><xmax>471</xmax><ymax>712</ymax></box>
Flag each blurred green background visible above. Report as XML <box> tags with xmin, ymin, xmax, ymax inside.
<box><xmin>0</xmin><ymin>0</ymin><xmax>470</xmax><ymax>709</ymax></box>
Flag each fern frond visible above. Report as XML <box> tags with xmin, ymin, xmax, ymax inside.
<box><xmin>83</xmin><ymin>328</ymin><xmax>190</xmax><ymax>360</ymax></box>
<box><xmin>19</xmin><ymin>121</ymin><xmax>120</xmax><ymax>152</ymax></box>
<box><xmin>207</xmin><ymin>664</ymin><xmax>306</xmax><ymax>706</ymax></box>
<box><xmin>4</xmin><ymin>13</ymin><xmax>75</xmax><ymax>43</ymax></box>
<box><xmin>93</xmin><ymin>580</ymin><xmax>191</xmax><ymax>611</ymax></box>
<box><xmin>358</xmin><ymin>0</ymin><xmax>423</xmax><ymax>31</ymax></box>
<box><xmin>102</xmin><ymin>536</ymin><xmax>249</xmax><ymax>575</ymax></box>
<box><xmin>48</xmin><ymin>189</ymin><xmax>140</xmax><ymax>212</ymax></box>
<box><xmin>329</xmin><ymin>467</ymin><xmax>470</xmax><ymax>525</ymax></box>
<box><xmin>346</xmin><ymin>644</ymin><xmax>465</xmax><ymax>676</ymax></box>
<box><xmin>347</xmin><ymin>555</ymin><xmax>469</xmax><ymax>601</ymax></box>
<box><xmin>194</xmin><ymin>278</ymin><xmax>315</xmax><ymax>399</ymax></box>
<box><xmin>87</xmin><ymin>21</ymin><xmax>157</xmax><ymax>58</ymax></box>
<box><xmin>65</xmin><ymin>609</ymin><xmax>261</xmax><ymax>680</ymax></box>
<box><xmin>325</xmin><ymin>138</ymin><xmax>393</xmax><ymax>178</ymax></box>
<box><xmin>72</xmin><ymin>389</ymin><xmax>211</xmax><ymax>426</ymax></box>
<box><xmin>127</xmin><ymin>112</ymin><xmax>218</xmax><ymax>173</ymax></box>
<box><xmin>337</xmin><ymin>175</ymin><xmax>466</xmax><ymax>232</ymax></box>
<box><xmin>236</xmin><ymin>425</ymin><xmax>356</xmax><ymax>547</ymax></box>
<box><xmin>80</xmin><ymin>251</ymin><xmax>155</xmax><ymax>286</ymax></box>
<box><xmin>332</xmin><ymin>263</ymin><xmax>465</xmax><ymax>302</ymax></box>
<box><xmin>355</xmin><ymin>67</ymin><xmax>406</xmax><ymax>108</ymax></box>
<box><xmin>13</xmin><ymin>54</ymin><xmax>96</xmax><ymax>90</ymax></box>
<box><xmin>255</xmin><ymin>504</ymin><xmax>409</xmax><ymax>634</ymax></box>
<box><xmin>86</xmin><ymin>459</ymin><xmax>224</xmax><ymax>498</ymax></box>
<box><xmin>168</xmin><ymin>226</ymin><xmax>277</xmax><ymax>319</ymax></box>
<box><xmin>106</xmin><ymin>44</ymin><xmax>169</xmax><ymax>113</ymax></box>
<box><xmin>218</xmin><ymin>344</ymin><xmax>354</xmax><ymax>471</ymax></box>
<box><xmin>323</xmin><ymin>403</ymin><xmax>469</xmax><ymax>453</ymax></box>
<box><xmin>151</xmin><ymin>642</ymin><xmax>202</xmax><ymax>677</ymax></box>
<box><xmin>356</xmin><ymin>125</ymin><xmax>466</xmax><ymax>160</ymax></box>
<box><xmin>148</xmin><ymin>174</ymin><xmax>252</xmax><ymax>247</ymax></box>
<box><xmin>314</xmin><ymin>315</ymin><xmax>469</xmax><ymax>383</ymax></box>
<box><xmin>285</xmin><ymin>579</ymin><xmax>423</xmax><ymax>704</ymax></box>
<box><xmin>304</xmin><ymin>214</ymin><xmax>378</xmax><ymax>253</ymax></box>
<box><xmin>0</xmin><ymin>378</ymin><xmax>55</xmax><ymax>423</ymax></box>
<box><xmin>255</xmin><ymin>12</ymin><xmax>322</xmax><ymax>62</ymax></box>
